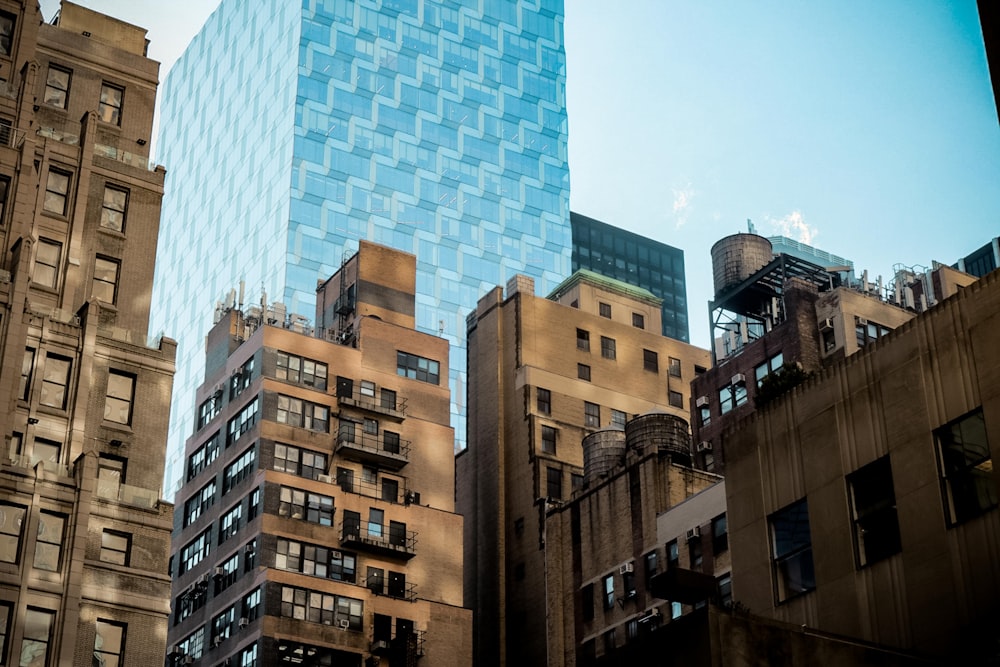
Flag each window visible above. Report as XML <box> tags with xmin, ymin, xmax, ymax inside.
<box><xmin>242</xmin><ymin>586</ymin><xmax>261</xmax><ymax>621</ymax></box>
<box><xmin>98</xmin><ymin>184</ymin><xmax>129</xmax><ymax>233</ymax></box>
<box><xmin>230</xmin><ymin>356</ymin><xmax>255</xmax><ymax>398</ymax></box>
<box><xmin>92</xmin><ymin>256</ymin><xmax>120</xmax><ymax>304</ymax></box>
<box><xmin>184</xmin><ymin>480</ymin><xmax>216</xmax><ymax>527</ymax></box>
<box><xmin>770</xmin><ymin>498</ymin><xmax>815</xmax><ymax>602</ymax></box>
<box><xmin>97</xmin><ymin>455</ymin><xmax>124</xmax><ymax>496</ymax></box>
<box><xmin>228</xmin><ymin>397</ymin><xmax>259</xmax><ymax>444</ymax></box>
<box><xmin>34</xmin><ymin>238</ymin><xmax>62</xmax><ymax>288</ymax></box>
<box><xmin>578</xmin><ymin>364</ymin><xmax>591</xmax><ymax>381</ymax></box>
<box><xmin>388</xmin><ymin>570</ymin><xmax>407</xmax><ymax>599</ymax></box>
<box><xmin>599</xmin><ymin>302</ymin><xmax>611</xmax><ymax>318</ymax></box>
<box><xmin>0</xmin><ymin>12</ymin><xmax>14</xmax><ymax>56</ymax></box>
<box><xmin>0</xmin><ymin>503</ymin><xmax>26</xmax><ymax>563</ymax></box>
<box><xmin>537</xmin><ymin>388</ymin><xmax>551</xmax><ymax>414</ymax></box>
<box><xmin>273</xmin><ymin>443</ymin><xmax>324</xmax><ymax>480</ymax></box>
<box><xmin>179</xmin><ymin>529</ymin><xmax>211</xmax><ymax>574</ymax></box>
<box><xmin>359</xmin><ymin>380</ymin><xmax>375</xmax><ymax>397</ymax></box>
<box><xmin>381</xmin><ymin>478</ymin><xmax>399</xmax><ymax>502</ymax></box>
<box><xmin>44</xmin><ymin>64</ymin><xmax>71</xmax><ymax>108</ymax></box>
<box><xmin>0</xmin><ymin>175</ymin><xmax>8</xmax><ymax>222</ymax></box>
<box><xmin>100</xmin><ymin>529</ymin><xmax>130</xmax><ymax>565</ymax></box>
<box><xmin>364</xmin><ymin>418</ymin><xmax>378</xmax><ymax>435</ymax></box>
<box><xmin>603</xmin><ymin>628</ymin><xmax>616</xmax><ymax>654</ymax></box>
<box><xmin>688</xmin><ymin>533</ymin><xmax>702</xmax><ymax>571</ymax></box>
<box><xmin>197</xmin><ymin>395</ymin><xmax>221</xmax><ymax>430</ymax></box>
<box><xmin>34</xmin><ymin>511</ymin><xmax>65</xmax><ymax>571</ymax></box>
<box><xmin>20</xmin><ymin>347</ymin><xmax>34</xmax><ymax>401</ymax></box>
<box><xmin>855</xmin><ymin>318</ymin><xmax>892</xmax><ymax>348</ymax></box>
<box><xmin>546</xmin><ymin>467</ymin><xmax>562</xmax><ymax>500</ymax></box>
<box><xmin>21</xmin><ymin>608</ymin><xmax>55</xmax><ymax>666</ymax></box>
<box><xmin>212</xmin><ymin>606</ymin><xmax>235</xmax><ymax>642</ymax></box>
<box><xmin>330</xmin><ymin>549</ymin><xmax>357</xmax><ymax>583</ymax></box>
<box><xmin>396</xmin><ymin>351</ymin><xmax>440</xmax><ymax>384</ymax></box>
<box><xmin>380</xmin><ymin>388</ymin><xmax>397</xmax><ymax>410</ymax></box>
<box><xmin>698</xmin><ymin>404</ymin><xmax>711</xmax><ymax>427</ymax></box>
<box><xmin>219</xmin><ymin>502</ymin><xmax>243</xmax><ymax>544</ymax></box>
<box><xmin>31</xmin><ymin>439</ymin><xmax>60</xmax><ymax>470</ymax></box>
<box><xmin>584</xmin><ymin>402</ymin><xmax>600</xmax><ymax>427</ymax></box>
<box><xmin>712</xmin><ymin>513</ymin><xmax>728</xmax><ymax>554</ymax></box>
<box><xmin>572</xmin><ymin>473</ymin><xmax>584</xmax><ymax>493</ymax></box>
<box><xmin>38</xmin><ymin>353</ymin><xmax>71</xmax><ymax>409</ymax></box>
<box><xmin>187</xmin><ymin>432</ymin><xmax>220</xmax><ymax>481</ymax></box>
<box><xmin>582</xmin><ymin>584</ymin><xmax>594</xmax><ymax>621</ymax></box>
<box><xmin>719</xmin><ymin>382</ymin><xmax>747</xmax><ymax>414</ymax></box>
<box><xmin>643</xmin><ymin>349</ymin><xmax>658</xmax><ymax>372</ymax></box>
<box><xmin>668</xmin><ymin>357</ymin><xmax>682</xmax><ymax>378</ymax></box>
<box><xmin>104</xmin><ymin>370</ymin><xmax>135</xmax><ymax>425</ymax></box>
<box><xmin>718</xmin><ymin>573</ymin><xmax>733</xmax><ymax>607</ymax></box>
<box><xmin>94</xmin><ymin>620</ymin><xmax>126</xmax><ymax>666</ymax></box>
<box><xmin>847</xmin><ymin>457</ymin><xmax>901</xmax><ymax>566</ymax></box>
<box><xmin>278</xmin><ymin>486</ymin><xmax>334</xmax><ymax>526</ymax></box>
<box><xmin>644</xmin><ymin>551</ymin><xmax>658</xmax><ymax>589</ymax></box>
<box><xmin>935</xmin><ymin>408</ymin><xmax>996</xmax><ymax>525</ymax></box>
<box><xmin>576</xmin><ymin>328</ymin><xmax>590</xmax><ymax>351</ymax></box>
<box><xmin>666</xmin><ymin>540</ymin><xmax>679</xmax><ymax>569</ymax></box>
<box><xmin>276</xmin><ymin>395</ymin><xmax>329</xmax><ymax>432</ymax></box>
<box><xmin>632</xmin><ymin>312</ymin><xmax>645</xmax><ymax>329</ymax></box>
<box><xmin>279</xmin><ymin>585</ymin><xmax>363</xmax><ymax>631</ymax></box>
<box><xmin>275</xmin><ymin>351</ymin><xmax>328</xmax><ymax>390</ymax></box>
<box><xmin>239</xmin><ymin>643</ymin><xmax>258</xmax><ymax>667</ymax></box>
<box><xmin>541</xmin><ymin>426</ymin><xmax>557</xmax><ymax>454</ymax></box>
<box><xmin>754</xmin><ymin>352</ymin><xmax>784</xmax><ymax>387</ymax></box>
<box><xmin>602</xmin><ymin>574</ymin><xmax>615</xmax><ymax>609</ymax></box>
<box><xmin>247</xmin><ymin>487</ymin><xmax>261</xmax><ymax>520</ymax></box>
<box><xmin>0</xmin><ymin>601</ymin><xmax>11</xmax><ymax>662</ymax></box>
<box><xmin>276</xmin><ymin>538</ymin><xmax>331</xmax><ymax>578</ymax></box>
<box><xmin>98</xmin><ymin>82</ymin><xmax>124</xmax><ymax>125</ymax></box>
<box><xmin>600</xmin><ymin>336</ymin><xmax>616</xmax><ymax>360</ymax></box>
<box><xmin>623</xmin><ymin>567</ymin><xmax>636</xmax><ymax>598</ymax></box>
<box><xmin>43</xmin><ymin>169</ymin><xmax>71</xmax><ymax>215</ymax></box>
<box><xmin>368</xmin><ymin>508</ymin><xmax>384</xmax><ymax>538</ymax></box>
<box><xmin>668</xmin><ymin>390</ymin><xmax>683</xmax><ymax>408</ymax></box>
<box><xmin>611</xmin><ymin>409</ymin><xmax>626</xmax><ymax>428</ymax></box>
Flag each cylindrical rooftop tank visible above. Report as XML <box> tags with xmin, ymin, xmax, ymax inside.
<box><xmin>711</xmin><ymin>233</ymin><xmax>773</xmax><ymax>297</ymax></box>
<box><xmin>625</xmin><ymin>411</ymin><xmax>691</xmax><ymax>463</ymax></box>
<box><xmin>582</xmin><ymin>428</ymin><xmax>626</xmax><ymax>486</ymax></box>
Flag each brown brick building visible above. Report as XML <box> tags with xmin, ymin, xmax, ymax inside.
<box><xmin>458</xmin><ymin>270</ymin><xmax>711</xmax><ymax>667</ymax></box>
<box><xmin>168</xmin><ymin>242</ymin><xmax>471</xmax><ymax>666</ymax></box>
<box><xmin>0</xmin><ymin>2</ymin><xmax>176</xmax><ymax>665</ymax></box>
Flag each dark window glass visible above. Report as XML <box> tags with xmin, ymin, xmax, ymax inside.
<box><xmin>848</xmin><ymin>457</ymin><xmax>901</xmax><ymax>566</ymax></box>
<box><xmin>770</xmin><ymin>499</ymin><xmax>815</xmax><ymax>601</ymax></box>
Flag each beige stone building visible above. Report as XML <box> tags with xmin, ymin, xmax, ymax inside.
<box><xmin>725</xmin><ymin>268</ymin><xmax>1000</xmax><ymax>662</ymax></box>
<box><xmin>168</xmin><ymin>242</ymin><xmax>471</xmax><ymax>666</ymax></box>
<box><xmin>0</xmin><ymin>2</ymin><xmax>176</xmax><ymax>665</ymax></box>
<box><xmin>458</xmin><ymin>270</ymin><xmax>711</xmax><ymax>667</ymax></box>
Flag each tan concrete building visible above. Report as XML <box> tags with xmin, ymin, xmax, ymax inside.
<box><xmin>0</xmin><ymin>2</ymin><xmax>176</xmax><ymax>665</ymax></box>
<box><xmin>725</xmin><ymin>268</ymin><xmax>1000</xmax><ymax>663</ymax></box>
<box><xmin>543</xmin><ymin>414</ymin><xmax>725</xmax><ymax>666</ymax></box>
<box><xmin>458</xmin><ymin>270</ymin><xmax>711</xmax><ymax>667</ymax></box>
<box><xmin>168</xmin><ymin>242</ymin><xmax>471</xmax><ymax>666</ymax></box>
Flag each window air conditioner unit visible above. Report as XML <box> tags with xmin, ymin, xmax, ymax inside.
<box><xmin>695</xmin><ymin>395</ymin><xmax>709</xmax><ymax>408</ymax></box>
<box><xmin>857</xmin><ymin>317</ymin><xmax>869</xmax><ymax>326</ymax></box>
<box><xmin>197</xmin><ymin>573</ymin><xmax>210</xmax><ymax>586</ymax></box>
<box><xmin>214</xmin><ymin>566</ymin><xmax>225</xmax><ymax>578</ymax></box>
<box><xmin>212</xmin><ymin>636</ymin><xmax>223</xmax><ymax>647</ymax></box>
<box><xmin>169</xmin><ymin>646</ymin><xmax>183</xmax><ymax>658</ymax></box>
<box><xmin>820</xmin><ymin>317</ymin><xmax>834</xmax><ymax>331</ymax></box>
<box><xmin>244</xmin><ymin>544</ymin><xmax>254</xmax><ymax>554</ymax></box>
<box><xmin>686</xmin><ymin>527</ymin><xmax>701</xmax><ymax>541</ymax></box>
<box><xmin>331</xmin><ymin>550</ymin><xmax>343</xmax><ymax>560</ymax></box>
<box><xmin>731</xmin><ymin>373</ymin><xmax>746</xmax><ymax>386</ymax></box>
<box><xmin>238</xmin><ymin>617</ymin><xmax>250</xmax><ymax>629</ymax></box>
<box><xmin>371</xmin><ymin>640</ymin><xmax>390</xmax><ymax>651</ymax></box>
<box><xmin>619</xmin><ymin>562</ymin><xmax>634</xmax><ymax>575</ymax></box>
<box><xmin>317</xmin><ymin>474</ymin><xmax>333</xmax><ymax>484</ymax></box>
<box><xmin>697</xmin><ymin>441</ymin><xmax>712</xmax><ymax>453</ymax></box>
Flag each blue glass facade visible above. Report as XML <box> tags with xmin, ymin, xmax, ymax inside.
<box><xmin>151</xmin><ymin>0</ymin><xmax>571</xmax><ymax>493</ymax></box>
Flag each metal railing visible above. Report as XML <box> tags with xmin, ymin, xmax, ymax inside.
<box><xmin>340</xmin><ymin>520</ymin><xmax>417</xmax><ymax>556</ymax></box>
<box><xmin>336</xmin><ymin>426</ymin><xmax>411</xmax><ymax>461</ymax></box>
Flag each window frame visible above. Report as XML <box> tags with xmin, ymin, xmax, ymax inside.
<box><xmin>43</xmin><ymin>64</ymin><xmax>71</xmax><ymax>109</ymax></box>
<box><xmin>94</xmin><ymin>619</ymin><xmax>126</xmax><ymax>666</ymax></box>
<box><xmin>100</xmin><ymin>529</ymin><xmax>131</xmax><ymax>566</ymax></box>
<box><xmin>847</xmin><ymin>456</ymin><xmax>901</xmax><ymax>567</ymax></box>
<box><xmin>600</xmin><ymin>336</ymin><xmax>616</xmax><ymax>360</ymax></box>
<box><xmin>934</xmin><ymin>408</ymin><xmax>995</xmax><ymax>526</ymax></box>
<box><xmin>93</xmin><ymin>255</ymin><xmax>121</xmax><ymax>304</ymax></box>
<box><xmin>598</xmin><ymin>302</ymin><xmax>611</xmax><ymax>319</ymax></box>
<box><xmin>541</xmin><ymin>425</ymin><xmax>557</xmax><ymax>454</ymax></box>
<box><xmin>100</xmin><ymin>184</ymin><xmax>128</xmax><ymax>232</ymax></box>
<box><xmin>0</xmin><ymin>502</ymin><xmax>27</xmax><ymax>564</ymax></box>
<box><xmin>643</xmin><ymin>349</ymin><xmax>658</xmax><ymax>373</ymax></box>
<box><xmin>576</xmin><ymin>328</ymin><xmax>590</xmax><ymax>351</ymax></box>
<box><xmin>536</xmin><ymin>387</ymin><xmax>551</xmax><ymax>414</ymax></box>
<box><xmin>34</xmin><ymin>238</ymin><xmax>62</xmax><ymax>288</ymax></box>
<box><xmin>577</xmin><ymin>363</ymin><xmax>591</xmax><ymax>382</ymax></box>
<box><xmin>584</xmin><ymin>401</ymin><xmax>600</xmax><ymax>427</ymax></box>
<box><xmin>43</xmin><ymin>168</ymin><xmax>71</xmax><ymax>216</ymax></box>
<box><xmin>104</xmin><ymin>369</ymin><xmax>136</xmax><ymax>425</ymax></box>
<box><xmin>33</xmin><ymin>511</ymin><xmax>65</xmax><ymax>572</ymax></box>
<box><xmin>632</xmin><ymin>312</ymin><xmax>644</xmax><ymax>329</ymax></box>
<box><xmin>98</xmin><ymin>81</ymin><xmax>124</xmax><ymax>125</ymax></box>
<box><xmin>769</xmin><ymin>498</ymin><xmax>816</xmax><ymax>603</ymax></box>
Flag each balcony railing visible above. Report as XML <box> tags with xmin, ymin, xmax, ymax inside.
<box><xmin>94</xmin><ymin>142</ymin><xmax>159</xmax><ymax>172</ymax></box>
<box><xmin>340</xmin><ymin>520</ymin><xmax>416</xmax><ymax>560</ymax></box>
<box><xmin>336</xmin><ymin>426</ymin><xmax>410</xmax><ymax>470</ymax></box>
<box><xmin>335</xmin><ymin>474</ymin><xmax>417</xmax><ymax>506</ymax></box>
<box><xmin>371</xmin><ymin>631</ymin><xmax>426</xmax><ymax>658</ymax></box>
<box><xmin>364</xmin><ymin>575</ymin><xmax>417</xmax><ymax>602</ymax></box>
<box><xmin>6</xmin><ymin>454</ymin><xmax>71</xmax><ymax>477</ymax></box>
<box><xmin>95</xmin><ymin>480</ymin><xmax>158</xmax><ymax>509</ymax></box>
<box><xmin>337</xmin><ymin>388</ymin><xmax>407</xmax><ymax>420</ymax></box>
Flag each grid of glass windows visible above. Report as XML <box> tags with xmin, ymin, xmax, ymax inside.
<box><xmin>935</xmin><ymin>408</ymin><xmax>996</xmax><ymax>525</ymax></box>
<box><xmin>276</xmin><ymin>351</ymin><xmax>328</xmax><ymax>390</ymax></box>
<box><xmin>100</xmin><ymin>185</ymin><xmax>128</xmax><ymax>232</ymax></box>
<box><xmin>39</xmin><ymin>353</ymin><xmax>71</xmax><ymax>409</ymax></box>
<box><xmin>224</xmin><ymin>445</ymin><xmax>256</xmax><ymax>492</ymax></box>
<box><xmin>280</xmin><ymin>585</ymin><xmax>363</xmax><ymax>631</ymax></box>
<box><xmin>278</xmin><ymin>487</ymin><xmax>334</xmax><ymax>525</ymax></box>
<box><xmin>273</xmin><ymin>443</ymin><xmax>326</xmax><ymax>480</ymax></box>
<box><xmin>276</xmin><ymin>395</ymin><xmax>329</xmax><ymax>432</ymax></box>
<box><xmin>228</xmin><ymin>397</ymin><xmax>259</xmax><ymax>445</ymax></box>
<box><xmin>396</xmin><ymin>351</ymin><xmax>440</xmax><ymax>385</ymax></box>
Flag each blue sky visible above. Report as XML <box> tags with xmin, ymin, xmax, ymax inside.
<box><xmin>41</xmin><ymin>0</ymin><xmax>999</xmax><ymax>348</ymax></box>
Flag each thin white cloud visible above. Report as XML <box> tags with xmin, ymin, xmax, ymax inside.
<box><xmin>766</xmin><ymin>210</ymin><xmax>818</xmax><ymax>245</ymax></box>
<box><xmin>672</xmin><ymin>184</ymin><xmax>695</xmax><ymax>229</ymax></box>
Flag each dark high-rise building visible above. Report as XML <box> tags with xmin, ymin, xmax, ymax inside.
<box><xmin>571</xmin><ymin>212</ymin><xmax>689</xmax><ymax>342</ymax></box>
<box><xmin>953</xmin><ymin>237</ymin><xmax>999</xmax><ymax>278</ymax></box>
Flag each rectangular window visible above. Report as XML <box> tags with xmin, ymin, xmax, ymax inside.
<box><xmin>698</xmin><ymin>405</ymin><xmax>711</xmax><ymax>427</ymax></box>
<box><xmin>643</xmin><ymin>349</ymin><xmax>658</xmax><ymax>373</ymax></box>
<box><xmin>576</xmin><ymin>328</ymin><xmax>590</xmax><ymax>351</ymax></box>
<box><xmin>381</xmin><ymin>478</ymin><xmax>399</xmax><ymax>503</ymax></box>
<box><xmin>179</xmin><ymin>529</ymin><xmax>211</xmax><ymax>574</ymax></box>
<box><xmin>219</xmin><ymin>502</ymin><xmax>243</xmax><ymax>544</ymax></box>
<box><xmin>644</xmin><ymin>551</ymin><xmax>658</xmax><ymax>589</ymax></box>
<box><xmin>688</xmin><ymin>533</ymin><xmax>703</xmax><ymax>571</ymax></box>
<box><xmin>187</xmin><ymin>432</ymin><xmax>221</xmax><ymax>481</ymax></box>
<box><xmin>38</xmin><ymin>353</ymin><xmax>71</xmax><ymax>409</ymax></box>
<box><xmin>719</xmin><ymin>386</ymin><xmax>734</xmax><ymax>415</ymax></box>
<box><xmin>94</xmin><ymin>620</ymin><xmax>126</xmax><ymax>666</ymax></box>
<box><xmin>0</xmin><ymin>503</ymin><xmax>27</xmax><ymax>563</ymax></box>
<box><xmin>0</xmin><ymin>12</ymin><xmax>15</xmax><ymax>56</ymax></box>
<box><xmin>578</xmin><ymin>364</ymin><xmax>591</xmax><ymax>381</ymax></box>
<box><xmin>668</xmin><ymin>357</ymin><xmax>682</xmax><ymax>378</ymax></box>
<box><xmin>100</xmin><ymin>529</ymin><xmax>131</xmax><ymax>565</ymax></box>
<box><xmin>184</xmin><ymin>480</ymin><xmax>216</xmax><ymax>527</ymax></box>
<box><xmin>380</xmin><ymin>388</ymin><xmax>397</xmax><ymax>410</ymax></box>
<box><xmin>21</xmin><ymin>608</ymin><xmax>55</xmax><ymax>666</ymax></box>
<box><xmin>228</xmin><ymin>397</ymin><xmax>259</xmax><ymax>445</ymax></box>
<box><xmin>93</xmin><ymin>256</ymin><xmax>120</xmax><ymax>304</ymax></box>
<box><xmin>848</xmin><ymin>457</ymin><xmax>901</xmax><ymax>566</ymax></box>
<box><xmin>667</xmin><ymin>539</ymin><xmax>679</xmax><ymax>569</ymax></box>
<box><xmin>935</xmin><ymin>408</ymin><xmax>995</xmax><ymax>525</ymax></box>
<box><xmin>0</xmin><ymin>601</ymin><xmax>11</xmax><ymax>662</ymax></box>
<box><xmin>100</xmin><ymin>184</ymin><xmax>128</xmax><ymax>232</ymax></box>
<box><xmin>33</xmin><ymin>511</ymin><xmax>65</xmax><ymax>571</ymax></box>
<box><xmin>668</xmin><ymin>390</ymin><xmax>684</xmax><ymax>408</ymax></box>
<box><xmin>272</xmin><ymin>443</ymin><xmax>324</xmax><ymax>481</ymax></box>
<box><xmin>541</xmin><ymin>426</ymin><xmax>557</xmax><ymax>454</ymax></box>
<box><xmin>754</xmin><ymin>352</ymin><xmax>784</xmax><ymax>387</ymax></box>
<box><xmin>856</xmin><ymin>318</ymin><xmax>892</xmax><ymax>347</ymax></box>
<box><xmin>279</xmin><ymin>585</ymin><xmax>363</xmax><ymax>631</ymax></box>
<box><xmin>359</xmin><ymin>380</ymin><xmax>375</xmax><ymax>397</ymax></box>
<box><xmin>0</xmin><ymin>174</ymin><xmax>8</xmax><ymax>222</ymax></box>
<box><xmin>396</xmin><ymin>351</ymin><xmax>440</xmax><ymax>384</ymax></box>
<box><xmin>602</xmin><ymin>574</ymin><xmax>615</xmax><ymax>609</ymax></box>
<box><xmin>35</xmin><ymin>238</ymin><xmax>62</xmax><ymax>288</ymax></box>
<box><xmin>599</xmin><ymin>302</ymin><xmax>612</xmax><ymax>318</ymax></box>
<box><xmin>275</xmin><ymin>351</ymin><xmax>328</xmax><ymax>390</ymax></box>
<box><xmin>276</xmin><ymin>395</ymin><xmax>329</xmax><ymax>432</ymax></box>
<box><xmin>546</xmin><ymin>467</ymin><xmax>562</xmax><ymax>500</ymax></box>
<box><xmin>197</xmin><ymin>395</ymin><xmax>221</xmax><ymax>430</ymax></box>
<box><xmin>44</xmin><ymin>64</ymin><xmax>71</xmax><ymax>108</ymax></box>
<box><xmin>43</xmin><ymin>169</ymin><xmax>71</xmax><ymax>215</ymax></box>
<box><xmin>278</xmin><ymin>486</ymin><xmax>334</xmax><ymax>526</ymax></box>
<box><xmin>330</xmin><ymin>549</ymin><xmax>357</xmax><ymax>583</ymax></box>
<box><xmin>632</xmin><ymin>312</ymin><xmax>645</xmax><ymax>329</ymax></box>
<box><xmin>770</xmin><ymin>499</ymin><xmax>815</xmax><ymax>602</ymax></box>
<box><xmin>712</xmin><ymin>513</ymin><xmax>728</xmax><ymax>554</ymax></box>
<box><xmin>584</xmin><ymin>401</ymin><xmax>600</xmax><ymax>427</ymax></box>
<box><xmin>718</xmin><ymin>574</ymin><xmax>733</xmax><ymax>607</ymax></box>
<box><xmin>20</xmin><ymin>347</ymin><xmax>34</xmax><ymax>401</ymax></box>
<box><xmin>582</xmin><ymin>583</ymin><xmax>594</xmax><ymax>621</ymax></box>
<box><xmin>104</xmin><ymin>370</ymin><xmax>135</xmax><ymax>425</ymax></box>
<box><xmin>611</xmin><ymin>409</ymin><xmax>626</xmax><ymax>428</ymax></box>
<box><xmin>600</xmin><ymin>336</ymin><xmax>616</xmax><ymax>360</ymax></box>
<box><xmin>537</xmin><ymin>388</ymin><xmax>551</xmax><ymax>414</ymax></box>
<box><xmin>99</xmin><ymin>82</ymin><xmax>124</xmax><ymax>125</ymax></box>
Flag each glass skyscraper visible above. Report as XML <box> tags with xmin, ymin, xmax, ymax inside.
<box><xmin>570</xmin><ymin>212</ymin><xmax>690</xmax><ymax>342</ymax></box>
<box><xmin>151</xmin><ymin>0</ymin><xmax>570</xmax><ymax>493</ymax></box>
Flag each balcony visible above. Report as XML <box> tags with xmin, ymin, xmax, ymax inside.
<box><xmin>95</xmin><ymin>480</ymin><xmax>159</xmax><ymax>510</ymax></box>
<box><xmin>336</xmin><ymin>426</ymin><xmax>410</xmax><ymax>471</ymax></box>
<box><xmin>340</xmin><ymin>520</ymin><xmax>416</xmax><ymax>560</ymax></box>
<box><xmin>365</xmin><ymin>574</ymin><xmax>418</xmax><ymax>602</ymax></box>
<box><xmin>337</xmin><ymin>387</ymin><xmax>407</xmax><ymax>421</ymax></box>
<box><xmin>371</xmin><ymin>631</ymin><xmax>426</xmax><ymax>659</ymax></box>
<box><xmin>6</xmin><ymin>454</ymin><xmax>71</xmax><ymax>478</ymax></box>
<box><xmin>335</xmin><ymin>473</ymin><xmax>419</xmax><ymax>506</ymax></box>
